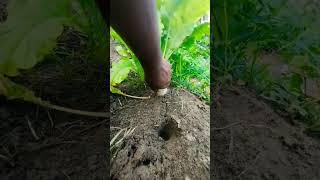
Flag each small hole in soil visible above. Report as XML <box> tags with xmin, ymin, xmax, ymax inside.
<box><xmin>128</xmin><ymin>145</ymin><xmax>137</xmax><ymax>157</ymax></box>
<box><xmin>143</xmin><ymin>159</ymin><xmax>151</xmax><ymax>165</ymax></box>
<box><xmin>158</xmin><ymin>119</ymin><xmax>178</xmax><ymax>141</ymax></box>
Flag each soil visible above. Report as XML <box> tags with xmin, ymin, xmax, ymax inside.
<box><xmin>110</xmin><ymin>88</ymin><xmax>210</xmax><ymax>179</ymax></box>
<box><xmin>212</xmin><ymin>86</ymin><xmax>320</xmax><ymax>180</ymax></box>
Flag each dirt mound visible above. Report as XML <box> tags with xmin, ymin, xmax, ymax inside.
<box><xmin>111</xmin><ymin>88</ymin><xmax>210</xmax><ymax>179</ymax></box>
<box><xmin>0</xmin><ymin>101</ymin><xmax>107</xmax><ymax>180</ymax></box>
<box><xmin>212</xmin><ymin>87</ymin><xmax>320</xmax><ymax>179</ymax></box>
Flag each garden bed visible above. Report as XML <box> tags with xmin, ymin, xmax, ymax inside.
<box><xmin>212</xmin><ymin>87</ymin><xmax>320</xmax><ymax>179</ymax></box>
<box><xmin>110</xmin><ymin>88</ymin><xmax>210</xmax><ymax>179</ymax></box>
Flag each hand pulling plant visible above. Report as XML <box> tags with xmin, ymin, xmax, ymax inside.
<box><xmin>110</xmin><ymin>0</ymin><xmax>210</xmax><ymax>100</ymax></box>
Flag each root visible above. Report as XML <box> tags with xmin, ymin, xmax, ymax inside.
<box><xmin>42</xmin><ymin>103</ymin><xmax>109</xmax><ymax>118</ymax></box>
<box><xmin>120</xmin><ymin>92</ymin><xmax>151</xmax><ymax>100</ymax></box>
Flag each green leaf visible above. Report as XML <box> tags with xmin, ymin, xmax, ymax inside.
<box><xmin>156</xmin><ymin>0</ymin><xmax>162</xmax><ymax>10</ymax></box>
<box><xmin>160</xmin><ymin>0</ymin><xmax>209</xmax><ymax>59</ymax></box>
<box><xmin>181</xmin><ymin>22</ymin><xmax>210</xmax><ymax>49</ymax></box>
<box><xmin>115</xmin><ymin>45</ymin><xmax>129</xmax><ymax>57</ymax></box>
<box><xmin>287</xmin><ymin>73</ymin><xmax>303</xmax><ymax>92</ymax></box>
<box><xmin>0</xmin><ymin>74</ymin><xmax>46</xmax><ymax>105</ymax></box>
<box><xmin>300</xmin><ymin>65</ymin><xmax>320</xmax><ymax>78</ymax></box>
<box><xmin>110</xmin><ymin>86</ymin><xmax>125</xmax><ymax>95</ymax></box>
<box><xmin>110</xmin><ymin>57</ymin><xmax>135</xmax><ymax>86</ymax></box>
<box><xmin>111</xmin><ymin>28</ymin><xmax>145</xmax><ymax>80</ymax></box>
<box><xmin>111</xmin><ymin>27</ymin><xmax>130</xmax><ymax>51</ymax></box>
<box><xmin>0</xmin><ymin>0</ymin><xmax>73</xmax><ymax>76</ymax></box>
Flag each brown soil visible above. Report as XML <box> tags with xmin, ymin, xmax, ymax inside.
<box><xmin>212</xmin><ymin>87</ymin><xmax>320</xmax><ymax>179</ymax></box>
<box><xmin>0</xmin><ymin>57</ymin><xmax>108</xmax><ymax>180</ymax></box>
<box><xmin>110</xmin><ymin>88</ymin><xmax>210</xmax><ymax>179</ymax></box>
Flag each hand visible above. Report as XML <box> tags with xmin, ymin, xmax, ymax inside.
<box><xmin>145</xmin><ymin>59</ymin><xmax>171</xmax><ymax>90</ymax></box>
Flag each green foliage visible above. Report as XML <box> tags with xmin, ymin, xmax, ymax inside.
<box><xmin>111</xmin><ymin>28</ymin><xmax>144</xmax><ymax>80</ymax></box>
<box><xmin>0</xmin><ymin>74</ymin><xmax>44</xmax><ymax>104</ymax></box>
<box><xmin>213</xmin><ymin>0</ymin><xmax>320</xmax><ymax>133</ymax></box>
<box><xmin>169</xmin><ymin>22</ymin><xmax>210</xmax><ymax>101</ymax></box>
<box><xmin>110</xmin><ymin>0</ymin><xmax>210</xmax><ymax>101</ymax></box>
<box><xmin>110</xmin><ymin>58</ymin><xmax>134</xmax><ymax>87</ymax></box>
<box><xmin>0</xmin><ymin>0</ymin><xmax>108</xmax><ymax>116</ymax></box>
<box><xmin>159</xmin><ymin>0</ymin><xmax>210</xmax><ymax>59</ymax></box>
<box><xmin>0</xmin><ymin>0</ymin><xmax>73</xmax><ymax>76</ymax></box>
<box><xmin>0</xmin><ymin>0</ymin><xmax>73</xmax><ymax>108</ymax></box>
<box><xmin>110</xmin><ymin>28</ymin><xmax>145</xmax><ymax>96</ymax></box>
<box><xmin>160</xmin><ymin>0</ymin><xmax>210</xmax><ymax>101</ymax></box>
<box><xmin>110</xmin><ymin>57</ymin><xmax>136</xmax><ymax>95</ymax></box>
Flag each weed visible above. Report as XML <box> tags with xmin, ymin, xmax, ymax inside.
<box><xmin>213</xmin><ymin>0</ymin><xmax>320</xmax><ymax>134</ymax></box>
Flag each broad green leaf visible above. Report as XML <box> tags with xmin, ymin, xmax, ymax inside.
<box><xmin>115</xmin><ymin>45</ymin><xmax>129</xmax><ymax>57</ymax></box>
<box><xmin>156</xmin><ymin>0</ymin><xmax>162</xmax><ymax>10</ymax></box>
<box><xmin>181</xmin><ymin>22</ymin><xmax>210</xmax><ymax>49</ymax></box>
<box><xmin>110</xmin><ymin>28</ymin><xmax>145</xmax><ymax>80</ymax></box>
<box><xmin>110</xmin><ymin>57</ymin><xmax>135</xmax><ymax>86</ymax></box>
<box><xmin>111</xmin><ymin>27</ymin><xmax>130</xmax><ymax>51</ymax></box>
<box><xmin>0</xmin><ymin>0</ymin><xmax>73</xmax><ymax>76</ymax></box>
<box><xmin>160</xmin><ymin>0</ymin><xmax>210</xmax><ymax>59</ymax></box>
<box><xmin>110</xmin><ymin>86</ymin><xmax>125</xmax><ymax>95</ymax></box>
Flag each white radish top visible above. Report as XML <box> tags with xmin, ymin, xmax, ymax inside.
<box><xmin>157</xmin><ymin>88</ymin><xmax>168</xmax><ymax>96</ymax></box>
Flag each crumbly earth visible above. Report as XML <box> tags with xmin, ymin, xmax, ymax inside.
<box><xmin>110</xmin><ymin>88</ymin><xmax>210</xmax><ymax>179</ymax></box>
<box><xmin>212</xmin><ymin>87</ymin><xmax>320</xmax><ymax>179</ymax></box>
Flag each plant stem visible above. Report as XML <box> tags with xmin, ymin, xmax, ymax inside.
<box><xmin>42</xmin><ymin>103</ymin><xmax>109</xmax><ymax>118</ymax></box>
<box><xmin>120</xmin><ymin>92</ymin><xmax>151</xmax><ymax>100</ymax></box>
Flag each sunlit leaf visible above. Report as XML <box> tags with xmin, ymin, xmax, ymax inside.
<box><xmin>160</xmin><ymin>0</ymin><xmax>209</xmax><ymax>59</ymax></box>
<box><xmin>110</xmin><ymin>57</ymin><xmax>135</xmax><ymax>87</ymax></box>
<box><xmin>0</xmin><ymin>0</ymin><xmax>73</xmax><ymax>76</ymax></box>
